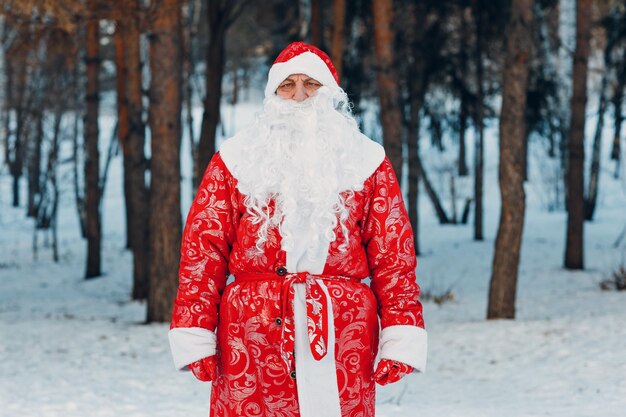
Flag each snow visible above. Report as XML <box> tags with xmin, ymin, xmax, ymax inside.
<box><xmin>1</xmin><ymin>97</ymin><xmax>626</xmax><ymax>417</ymax></box>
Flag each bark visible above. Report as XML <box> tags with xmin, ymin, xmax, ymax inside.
<box><xmin>72</xmin><ymin>111</ymin><xmax>86</xmax><ymax>239</ymax></box>
<box><xmin>488</xmin><ymin>0</ymin><xmax>533</xmax><ymax>320</ymax></box>
<box><xmin>458</xmin><ymin>7</ymin><xmax>470</xmax><ymax>177</ymax></box>
<box><xmin>195</xmin><ymin>1</ymin><xmax>225</xmax><ymax>189</ymax></box>
<box><xmin>418</xmin><ymin>156</ymin><xmax>450</xmax><ymax>224</ymax></box>
<box><xmin>1</xmin><ymin>20</ymin><xmax>8</xmax><ymax>172</ymax></box>
<box><xmin>27</xmin><ymin>111</ymin><xmax>43</xmax><ymax>218</ymax></box>
<box><xmin>195</xmin><ymin>1</ymin><xmax>249</xmax><ymax>189</ymax></box>
<box><xmin>147</xmin><ymin>0</ymin><xmax>183</xmax><ymax>323</ymax></box>
<box><xmin>459</xmin><ymin>91</ymin><xmax>469</xmax><ymax>177</ymax></box>
<box><xmin>310</xmin><ymin>0</ymin><xmax>323</xmax><ymax>47</ymax></box>
<box><xmin>473</xmin><ymin>5</ymin><xmax>485</xmax><ymax>242</ymax></box>
<box><xmin>372</xmin><ymin>0</ymin><xmax>403</xmax><ymax>179</ymax></box>
<box><xmin>584</xmin><ymin>64</ymin><xmax>610</xmax><ymax>220</ymax></box>
<box><xmin>84</xmin><ymin>2</ymin><xmax>102</xmax><ymax>279</ymax></box>
<box><xmin>610</xmin><ymin>64</ymin><xmax>625</xmax><ymax>178</ymax></box>
<box><xmin>184</xmin><ymin>0</ymin><xmax>201</xmax><ymax>185</ymax></box>
<box><xmin>564</xmin><ymin>0</ymin><xmax>592</xmax><ymax>270</ymax></box>
<box><xmin>330</xmin><ymin>0</ymin><xmax>346</xmax><ymax>79</ymax></box>
<box><xmin>9</xmin><ymin>44</ymin><xmax>28</xmax><ymax>208</ymax></box>
<box><xmin>50</xmin><ymin>109</ymin><xmax>62</xmax><ymax>262</ymax></box>
<box><xmin>114</xmin><ymin>19</ymin><xmax>131</xmax><ymax>248</ymax></box>
<box><xmin>407</xmin><ymin>63</ymin><xmax>425</xmax><ymax>255</ymax></box>
<box><xmin>128</xmin><ymin>1</ymin><xmax>150</xmax><ymax>300</ymax></box>
<box><xmin>116</xmin><ymin>0</ymin><xmax>150</xmax><ymax>300</ymax></box>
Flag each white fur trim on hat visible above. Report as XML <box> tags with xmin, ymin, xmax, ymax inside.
<box><xmin>265</xmin><ymin>51</ymin><xmax>340</xmax><ymax>98</ymax></box>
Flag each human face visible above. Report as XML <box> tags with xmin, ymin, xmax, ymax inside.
<box><xmin>275</xmin><ymin>74</ymin><xmax>322</xmax><ymax>102</ymax></box>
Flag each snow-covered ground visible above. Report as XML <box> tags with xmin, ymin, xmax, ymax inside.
<box><xmin>1</xmin><ymin>98</ymin><xmax>626</xmax><ymax>417</ymax></box>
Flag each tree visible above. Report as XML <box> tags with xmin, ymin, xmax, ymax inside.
<box><xmin>147</xmin><ymin>0</ymin><xmax>183</xmax><ymax>322</ymax></box>
<box><xmin>564</xmin><ymin>0</ymin><xmax>592</xmax><ymax>270</ymax></box>
<box><xmin>114</xmin><ymin>0</ymin><xmax>150</xmax><ymax>300</ymax></box>
<box><xmin>372</xmin><ymin>0</ymin><xmax>403</xmax><ymax>178</ymax></box>
<box><xmin>487</xmin><ymin>0</ymin><xmax>533</xmax><ymax>319</ymax></box>
<box><xmin>84</xmin><ymin>0</ymin><xmax>102</xmax><ymax>279</ymax></box>
<box><xmin>585</xmin><ymin>6</ymin><xmax>625</xmax><ymax>218</ymax></box>
<box><xmin>310</xmin><ymin>0</ymin><xmax>324</xmax><ymax>48</ymax></box>
<box><xmin>195</xmin><ymin>0</ymin><xmax>249</xmax><ymax>189</ymax></box>
<box><xmin>330</xmin><ymin>0</ymin><xmax>346</xmax><ymax>79</ymax></box>
<box><xmin>4</xmin><ymin>21</ymin><xmax>32</xmax><ymax>208</ymax></box>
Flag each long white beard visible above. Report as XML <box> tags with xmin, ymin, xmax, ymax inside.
<box><xmin>232</xmin><ymin>86</ymin><xmax>366</xmax><ymax>257</ymax></box>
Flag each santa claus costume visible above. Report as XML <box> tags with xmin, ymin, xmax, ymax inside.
<box><xmin>169</xmin><ymin>42</ymin><xmax>427</xmax><ymax>417</ymax></box>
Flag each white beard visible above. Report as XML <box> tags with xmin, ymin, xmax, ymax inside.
<box><xmin>231</xmin><ymin>86</ymin><xmax>366</xmax><ymax>258</ymax></box>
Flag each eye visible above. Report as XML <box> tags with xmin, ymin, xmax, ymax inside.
<box><xmin>305</xmin><ymin>80</ymin><xmax>321</xmax><ymax>89</ymax></box>
<box><xmin>278</xmin><ymin>81</ymin><xmax>295</xmax><ymax>90</ymax></box>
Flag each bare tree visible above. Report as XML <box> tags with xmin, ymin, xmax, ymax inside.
<box><xmin>565</xmin><ymin>0</ymin><xmax>592</xmax><ymax>270</ymax></box>
<box><xmin>487</xmin><ymin>0</ymin><xmax>533</xmax><ymax>319</ymax></box>
<box><xmin>147</xmin><ymin>0</ymin><xmax>183</xmax><ymax>323</ymax></box>
<box><xmin>84</xmin><ymin>0</ymin><xmax>102</xmax><ymax>279</ymax></box>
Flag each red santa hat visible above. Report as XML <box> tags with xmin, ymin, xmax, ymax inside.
<box><xmin>264</xmin><ymin>41</ymin><xmax>340</xmax><ymax>98</ymax></box>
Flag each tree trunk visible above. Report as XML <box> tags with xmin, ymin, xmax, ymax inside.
<box><xmin>584</xmin><ymin>66</ymin><xmax>610</xmax><ymax>220</ymax></box>
<box><xmin>459</xmin><ymin>91</ymin><xmax>469</xmax><ymax>176</ymax></box>
<box><xmin>610</xmin><ymin>64</ymin><xmax>624</xmax><ymax>178</ymax></box>
<box><xmin>10</xmin><ymin>46</ymin><xmax>28</xmax><ymax>208</ymax></box>
<box><xmin>116</xmin><ymin>0</ymin><xmax>150</xmax><ymax>300</ymax></box>
<box><xmin>114</xmin><ymin>19</ymin><xmax>131</xmax><ymax>249</ymax></box>
<box><xmin>407</xmin><ymin>66</ymin><xmax>426</xmax><ymax>255</ymax></box>
<box><xmin>127</xmin><ymin>2</ymin><xmax>150</xmax><ymax>301</ymax></box>
<box><xmin>487</xmin><ymin>0</ymin><xmax>533</xmax><ymax>320</ymax></box>
<box><xmin>458</xmin><ymin>7</ymin><xmax>470</xmax><ymax>177</ymax></box>
<box><xmin>565</xmin><ymin>0</ymin><xmax>591</xmax><ymax>270</ymax></box>
<box><xmin>84</xmin><ymin>2</ymin><xmax>102</xmax><ymax>279</ymax></box>
<box><xmin>50</xmin><ymin>108</ymin><xmax>62</xmax><ymax>263</ymax></box>
<box><xmin>473</xmin><ymin>5</ymin><xmax>485</xmax><ymax>241</ymax></box>
<box><xmin>417</xmin><ymin>155</ymin><xmax>450</xmax><ymax>224</ymax></box>
<box><xmin>372</xmin><ymin>0</ymin><xmax>403</xmax><ymax>179</ymax></box>
<box><xmin>147</xmin><ymin>0</ymin><xmax>183</xmax><ymax>323</ymax></box>
<box><xmin>184</xmin><ymin>0</ymin><xmax>200</xmax><ymax>198</ymax></box>
<box><xmin>27</xmin><ymin>111</ymin><xmax>43</xmax><ymax>218</ymax></box>
<box><xmin>310</xmin><ymin>0</ymin><xmax>323</xmax><ymax>47</ymax></box>
<box><xmin>330</xmin><ymin>0</ymin><xmax>346</xmax><ymax>79</ymax></box>
<box><xmin>195</xmin><ymin>2</ymin><xmax>226</xmax><ymax>189</ymax></box>
<box><xmin>72</xmin><ymin>111</ymin><xmax>86</xmax><ymax>238</ymax></box>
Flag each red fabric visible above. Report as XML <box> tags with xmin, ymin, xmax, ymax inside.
<box><xmin>235</xmin><ymin>271</ymin><xmax>360</xmax><ymax>373</ymax></box>
<box><xmin>273</xmin><ymin>41</ymin><xmax>340</xmax><ymax>84</ymax></box>
<box><xmin>171</xmin><ymin>152</ymin><xmax>424</xmax><ymax>417</ymax></box>
<box><xmin>373</xmin><ymin>359</ymin><xmax>414</xmax><ymax>386</ymax></box>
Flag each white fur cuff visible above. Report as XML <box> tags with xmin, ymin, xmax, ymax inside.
<box><xmin>168</xmin><ymin>327</ymin><xmax>217</xmax><ymax>371</ymax></box>
<box><xmin>379</xmin><ymin>325</ymin><xmax>428</xmax><ymax>373</ymax></box>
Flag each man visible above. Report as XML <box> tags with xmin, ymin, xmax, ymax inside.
<box><xmin>169</xmin><ymin>42</ymin><xmax>427</xmax><ymax>417</ymax></box>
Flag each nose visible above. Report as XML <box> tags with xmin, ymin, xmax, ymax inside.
<box><xmin>292</xmin><ymin>83</ymin><xmax>308</xmax><ymax>102</ymax></box>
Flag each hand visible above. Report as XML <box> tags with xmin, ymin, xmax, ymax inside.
<box><xmin>189</xmin><ymin>355</ymin><xmax>218</xmax><ymax>382</ymax></box>
<box><xmin>373</xmin><ymin>359</ymin><xmax>413</xmax><ymax>386</ymax></box>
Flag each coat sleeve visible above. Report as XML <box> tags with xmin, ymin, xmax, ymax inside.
<box><xmin>168</xmin><ymin>152</ymin><xmax>239</xmax><ymax>371</ymax></box>
<box><xmin>361</xmin><ymin>155</ymin><xmax>427</xmax><ymax>372</ymax></box>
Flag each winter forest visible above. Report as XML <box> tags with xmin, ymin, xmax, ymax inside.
<box><xmin>1</xmin><ymin>0</ymin><xmax>625</xmax><ymax>416</ymax></box>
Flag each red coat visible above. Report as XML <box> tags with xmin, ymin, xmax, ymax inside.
<box><xmin>169</xmin><ymin>140</ymin><xmax>426</xmax><ymax>417</ymax></box>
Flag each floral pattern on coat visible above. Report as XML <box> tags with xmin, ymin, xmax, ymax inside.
<box><xmin>171</xmin><ymin>151</ymin><xmax>424</xmax><ymax>417</ymax></box>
